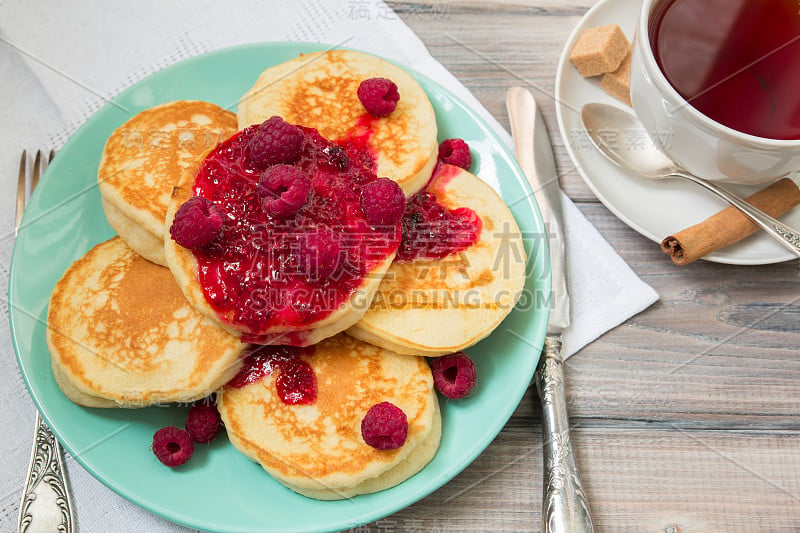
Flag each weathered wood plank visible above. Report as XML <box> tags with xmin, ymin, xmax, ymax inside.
<box><xmin>565</xmin><ymin>204</ymin><xmax>800</xmax><ymax>427</ymax></box>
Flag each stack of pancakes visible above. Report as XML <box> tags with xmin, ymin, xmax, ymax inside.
<box><xmin>50</xmin><ymin>101</ymin><xmax>246</xmax><ymax>409</ymax></box>
<box><xmin>46</xmin><ymin>50</ymin><xmax>526</xmax><ymax>499</ymax></box>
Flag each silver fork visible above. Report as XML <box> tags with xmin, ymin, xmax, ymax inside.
<box><xmin>15</xmin><ymin>150</ymin><xmax>74</xmax><ymax>533</ymax></box>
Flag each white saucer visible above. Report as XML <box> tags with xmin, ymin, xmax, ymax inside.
<box><xmin>554</xmin><ymin>0</ymin><xmax>800</xmax><ymax>265</ymax></box>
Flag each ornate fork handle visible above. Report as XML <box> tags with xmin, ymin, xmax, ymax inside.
<box><xmin>535</xmin><ymin>337</ymin><xmax>593</xmax><ymax>533</ymax></box>
<box><xmin>18</xmin><ymin>412</ymin><xmax>74</xmax><ymax>533</ymax></box>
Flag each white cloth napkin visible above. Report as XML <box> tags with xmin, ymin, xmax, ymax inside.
<box><xmin>0</xmin><ymin>1</ymin><xmax>658</xmax><ymax>531</ymax></box>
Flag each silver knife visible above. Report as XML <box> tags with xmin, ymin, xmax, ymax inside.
<box><xmin>506</xmin><ymin>86</ymin><xmax>594</xmax><ymax>533</ymax></box>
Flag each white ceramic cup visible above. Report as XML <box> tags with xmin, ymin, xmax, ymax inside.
<box><xmin>629</xmin><ymin>0</ymin><xmax>800</xmax><ymax>184</ymax></box>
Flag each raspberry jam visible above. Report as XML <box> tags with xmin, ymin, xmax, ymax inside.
<box><xmin>337</xmin><ymin>113</ymin><xmax>378</xmax><ymax>174</ymax></box>
<box><xmin>229</xmin><ymin>345</ymin><xmax>317</xmax><ymax>404</ymax></box>
<box><xmin>397</xmin><ymin>191</ymin><xmax>482</xmax><ymax>261</ymax></box>
<box><xmin>190</xmin><ymin>124</ymin><xmax>400</xmax><ymax>337</ymax></box>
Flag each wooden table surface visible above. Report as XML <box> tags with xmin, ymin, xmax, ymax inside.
<box><xmin>354</xmin><ymin>1</ymin><xmax>800</xmax><ymax>531</ymax></box>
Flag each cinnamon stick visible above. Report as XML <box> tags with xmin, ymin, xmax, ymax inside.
<box><xmin>661</xmin><ymin>178</ymin><xmax>800</xmax><ymax>265</ymax></box>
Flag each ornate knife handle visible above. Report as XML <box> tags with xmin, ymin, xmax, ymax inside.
<box><xmin>534</xmin><ymin>337</ymin><xmax>593</xmax><ymax>533</ymax></box>
<box><xmin>18</xmin><ymin>412</ymin><xmax>74</xmax><ymax>533</ymax></box>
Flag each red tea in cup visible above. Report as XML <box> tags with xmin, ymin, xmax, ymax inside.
<box><xmin>650</xmin><ymin>0</ymin><xmax>800</xmax><ymax>140</ymax></box>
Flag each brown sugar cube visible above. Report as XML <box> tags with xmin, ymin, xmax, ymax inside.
<box><xmin>569</xmin><ymin>24</ymin><xmax>630</xmax><ymax>77</ymax></box>
<box><xmin>600</xmin><ymin>51</ymin><xmax>632</xmax><ymax>106</ymax></box>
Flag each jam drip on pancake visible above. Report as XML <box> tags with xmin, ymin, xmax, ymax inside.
<box><xmin>397</xmin><ymin>191</ymin><xmax>482</xmax><ymax>261</ymax></box>
<box><xmin>337</xmin><ymin>113</ymin><xmax>379</xmax><ymax>174</ymax></box>
<box><xmin>229</xmin><ymin>345</ymin><xmax>317</xmax><ymax>405</ymax></box>
<box><xmin>191</xmin><ymin>124</ymin><xmax>400</xmax><ymax>335</ymax></box>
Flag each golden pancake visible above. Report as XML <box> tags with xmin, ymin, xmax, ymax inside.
<box><xmin>217</xmin><ymin>334</ymin><xmax>439</xmax><ymax>499</ymax></box>
<box><xmin>47</xmin><ymin>237</ymin><xmax>247</xmax><ymax>407</ymax></box>
<box><xmin>237</xmin><ymin>50</ymin><xmax>438</xmax><ymax>195</ymax></box>
<box><xmin>98</xmin><ymin>101</ymin><xmax>237</xmax><ymax>265</ymax></box>
<box><xmin>349</xmin><ymin>164</ymin><xmax>527</xmax><ymax>356</ymax></box>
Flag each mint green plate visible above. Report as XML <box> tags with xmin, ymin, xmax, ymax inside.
<box><xmin>9</xmin><ymin>42</ymin><xmax>549</xmax><ymax>533</ymax></box>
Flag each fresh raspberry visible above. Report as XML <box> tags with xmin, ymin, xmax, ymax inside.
<box><xmin>301</xmin><ymin>228</ymin><xmax>342</xmax><ymax>279</ymax></box>
<box><xmin>152</xmin><ymin>426</ymin><xmax>194</xmax><ymax>467</ymax></box>
<box><xmin>438</xmin><ymin>138</ymin><xmax>472</xmax><ymax>170</ymax></box>
<box><xmin>169</xmin><ymin>196</ymin><xmax>223</xmax><ymax>249</ymax></box>
<box><xmin>248</xmin><ymin>116</ymin><xmax>304</xmax><ymax>167</ymax></box>
<box><xmin>429</xmin><ymin>352</ymin><xmax>477</xmax><ymax>399</ymax></box>
<box><xmin>357</xmin><ymin>78</ymin><xmax>400</xmax><ymax>118</ymax></box>
<box><xmin>361</xmin><ymin>401</ymin><xmax>408</xmax><ymax>450</ymax></box>
<box><xmin>185</xmin><ymin>403</ymin><xmax>222</xmax><ymax>444</ymax></box>
<box><xmin>360</xmin><ymin>178</ymin><xmax>405</xmax><ymax>226</ymax></box>
<box><xmin>258</xmin><ymin>164</ymin><xmax>311</xmax><ymax>218</ymax></box>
